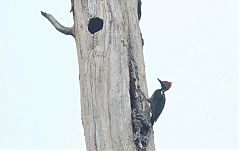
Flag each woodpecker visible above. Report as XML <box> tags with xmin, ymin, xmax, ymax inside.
<box><xmin>149</xmin><ymin>78</ymin><xmax>172</xmax><ymax>126</ymax></box>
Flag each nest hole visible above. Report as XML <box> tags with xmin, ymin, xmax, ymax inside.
<box><xmin>88</xmin><ymin>17</ymin><xmax>103</xmax><ymax>34</ymax></box>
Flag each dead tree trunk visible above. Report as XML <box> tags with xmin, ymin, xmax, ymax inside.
<box><xmin>41</xmin><ymin>0</ymin><xmax>155</xmax><ymax>150</ymax></box>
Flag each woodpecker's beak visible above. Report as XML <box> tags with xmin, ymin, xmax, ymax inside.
<box><xmin>157</xmin><ymin>78</ymin><xmax>162</xmax><ymax>83</ymax></box>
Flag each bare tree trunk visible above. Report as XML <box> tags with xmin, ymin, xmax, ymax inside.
<box><xmin>41</xmin><ymin>0</ymin><xmax>155</xmax><ymax>150</ymax></box>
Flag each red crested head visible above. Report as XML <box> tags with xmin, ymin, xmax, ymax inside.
<box><xmin>162</xmin><ymin>81</ymin><xmax>172</xmax><ymax>92</ymax></box>
<box><xmin>157</xmin><ymin>78</ymin><xmax>172</xmax><ymax>92</ymax></box>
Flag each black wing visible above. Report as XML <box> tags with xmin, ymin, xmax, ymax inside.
<box><xmin>150</xmin><ymin>90</ymin><xmax>166</xmax><ymax>125</ymax></box>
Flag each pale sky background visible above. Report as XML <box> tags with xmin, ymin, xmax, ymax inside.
<box><xmin>0</xmin><ymin>0</ymin><xmax>238</xmax><ymax>150</ymax></box>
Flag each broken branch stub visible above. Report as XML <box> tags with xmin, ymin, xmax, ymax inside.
<box><xmin>41</xmin><ymin>11</ymin><xmax>75</xmax><ymax>37</ymax></box>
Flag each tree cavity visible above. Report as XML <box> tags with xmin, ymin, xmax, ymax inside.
<box><xmin>88</xmin><ymin>17</ymin><xmax>104</xmax><ymax>34</ymax></box>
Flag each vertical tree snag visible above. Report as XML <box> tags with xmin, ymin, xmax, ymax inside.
<box><xmin>41</xmin><ymin>0</ymin><xmax>155</xmax><ymax>150</ymax></box>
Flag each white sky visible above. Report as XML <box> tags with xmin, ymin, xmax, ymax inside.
<box><xmin>0</xmin><ymin>0</ymin><xmax>238</xmax><ymax>150</ymax></box>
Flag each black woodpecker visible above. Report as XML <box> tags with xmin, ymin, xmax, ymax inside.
<box><xmin>149</xmin><ymin>78</ymin><xmax>172</xmax><ymax>126</ymax></box>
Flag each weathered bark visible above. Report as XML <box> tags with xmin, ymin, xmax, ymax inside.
<box><xmin>41</xmin><ymin>0</ymin><xmax>155</xmax><ymax>150</ymax></box>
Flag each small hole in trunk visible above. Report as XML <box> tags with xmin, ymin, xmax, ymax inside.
<box><xmin>88</xmin><ymin>17</ymin><xmax>103</xmax><ymax>34</ymax></box>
